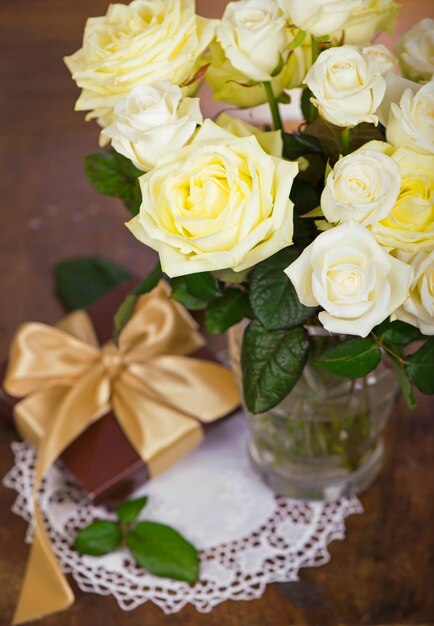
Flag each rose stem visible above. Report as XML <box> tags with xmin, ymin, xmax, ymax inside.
<box><xmin>311</xmin><ymin>36</ymin><xmax>319</xmax><ymax>64</ymax></box>
<box><xmin>263</xmin><ymin>81</ymin><xmax>283</xmax><ymax>131</ymax></box>
<box><xmin>341</xmin><ymin>127</ymin><xmax>351</xmax><ymax>155</ymax></box>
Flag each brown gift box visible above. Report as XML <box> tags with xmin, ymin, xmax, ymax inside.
<box><xmin>0</xmin><ymin>280</ymin><xmax>234</xmax><ymax>507</ymax></box>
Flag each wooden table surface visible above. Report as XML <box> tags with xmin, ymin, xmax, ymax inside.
<box><xmin>1</xmin><ymin>1</ymin><xmax>433</xmax><ymax>624</ymax></box>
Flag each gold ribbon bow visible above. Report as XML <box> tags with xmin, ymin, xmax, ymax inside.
<box><xmin>4</xmin><ymin>282</ymin><xmax>239</xmax><ymax>624</ymax></box>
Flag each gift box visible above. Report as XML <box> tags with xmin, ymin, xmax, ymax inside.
<box><xmin>0</xmin><ymin>279</ymin><xmax>239</xmax><ymax>507</ymax></box>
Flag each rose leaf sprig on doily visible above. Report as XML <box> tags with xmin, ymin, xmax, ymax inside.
<box><xmin>74</xmin><ymin>496</ymin><xmax>200</xmax><ymax>584</ymax></box>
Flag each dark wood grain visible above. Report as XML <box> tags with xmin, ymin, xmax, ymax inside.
<box><xmin>1</xmin><ymin>1</ymin><xmax>433</xmax><ymax>625</ymax></box>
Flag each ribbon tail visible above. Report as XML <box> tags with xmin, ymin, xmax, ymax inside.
<box><xmin>13</xmin><ymin>504</ymin><xmax>74</xmax><ymax>625</ymax></box>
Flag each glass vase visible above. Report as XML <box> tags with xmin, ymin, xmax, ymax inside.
<box><xmin>228</xmin><ymin>324</ymin><xmax>400</xmax><ymax>501</ymax></box>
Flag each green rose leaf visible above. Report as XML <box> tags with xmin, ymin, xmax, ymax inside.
<box><xmin>282</xmin><ymin>132</ymin><xmax>322</xmax><ymax>160</ymax></box>
<box><xmin>301</xmin><ymin>87</ymin><xmax>318</xmax><ymax>123</ymax></box>
<box><xmin>289</xmin><ymin>178</ymin><xmax>322</xmax><ymax>248</ymax></box>
<box><xmin>316</xmin><ymin>338</ymin><xmax>382</xmax><ymax>379</ymax></box>
<box><xmin>304</xmin><ymin>119</ymin><xmax>383</xmax><ymax>161</ymax></box>
<box><xmin>127</xmin><ymin>521</ymin><xmax>199</xmax><ymax>583</ymax></box>
<box><xmin>387</xmin><ymin>348</ymin><xmax>417</xmax><ymax>411</ymax></box>
<box><xmin>249</xmin><ymin>248</ymin><xmax>316</xmax><ymax>331</ymax></box>
<box><xmin>113</xmin><ymin>261</ymin><xmax>162</xmax><ymax>344</ymax></box>
<box><xmin>241</xmin><ymin>321</ymin><xmax>309</xmax><ymax>413</ymax></box>
<box><xmin>405</xmin><ymin>338</ymin><xmax>434</xmax><ymax>394</ymax></box>
<box><xmin>74</xmin><ymin>520</ymin><xmax>122</xmax><ymax>557</ymax></box>
<box><xmin>375</xmin><ymin>319</ymin><xmax>423</xmax><ymax>346</ymax></box>
<box><xmin>85</xmin><ymin>150</ymin><xmax>142</xmax><ymax>216</ymax></box>
<box><xmin>55</xmin><ymin>257</ymin><xmax>131</xmax><ymax>311</ymax></box>
<box><xmin>205</xmin><ymin>288</ymin><xmax>252</xmax><ymax>334</ymax></box>
<box><xmin>171</xmin><ymin>276</ymin><xmax>208</xmax><ymax>311</ymax></box>
<box><xmin>184</xmin><ymin>272</ymin><xmax>222</xmax><ymax>301</ymax></box>
<box><xmin>115</xmin><ymin>496</ymin><xmax>148</xmax><ymax>526</ymax></box>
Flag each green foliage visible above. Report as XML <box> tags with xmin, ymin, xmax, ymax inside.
<box><xmin>241</xmin><ymin>321</ymin><xmax>309</xmax><ymax>413</ymax></box>
<box><xmin>205</xmin><ymin>288</ymin><xmax>252</xmax><ymax>334</ymax></box>
<box><xmin>316</xmin><ymin>338</ymin><xmax>382</xmax><ymax>379</ymax></box>
<box><xmin>405</xmin><ymin>338</ymin><xmax>434</xmax><ymax>394</ymax></box>
<box><xmin>289</xmin><ymin>178</ymin><xmax>321</xmax><ymax>248</ymax></box>
<box><xmin>282</xmin><ymin>132</ymin><xmax>322</xmax><ymax>161</ymax></box>
<box><xmin>171</xmin><ymin>272</ymin><xmax>224</xmax><ymax>311</ymax></box>
<box><xmin>388</xmin><ymin>348</ymin><xmax>417</xmax><ymax>411</ymax></box>
<box><xmin>55</xmin><ymin>257</ymin><xmax>131</xmax><ymax>311</ymax></box>
<box><xmin>249</xmin><ymin>248</ymin><xmax>316</xmax><ymax>331</ymax></box>
<box><xmin>74</xmin><ymin>520</ymin><xmax>122</xmax><ymax>556</ymax></box>
<box><xmin>74</xmin><ymin>496</ymin><xmax>199</xmax><ymax>583</ymax></box>
<box><xmin>127</xmin><ymin>521</ymin><xmax>199</xmax><ymax>583</ymax></box>
<box><xmin>301</xmin><ymin>87</ymin><xmax>318</xmax><ymax>123</ymax></box>
<box><xmin>85</xmin><ymin>150</ymin><xmax>142</xmax><ymax>215</ymax></box>
<box><xmin>171</xmin><ymin>277</ymin><xmax>209</xmax><ymax>310</ymax></box>
<box><xmin>304</xmin><ymin>119</ymin><xmax>384</xmax><ymax>162</ymax></box>
<box><xmin>115</xmin><ymin>496</ymin><xmax>148</xmax><ymax>526</ymax></box>
<box><xmin>375</xmin><ymin>319</ymin><xmax>422</xmax><ymax>346</ymax></box>
<box><xmin>113</xmin><ymin>261</ymin><xmax>162</xmax><ymax>344</ymax></box>
<box><xmin>184</xmin><ymin>272</ymin><xmax>222</xmax><ymax>301</ymax></box>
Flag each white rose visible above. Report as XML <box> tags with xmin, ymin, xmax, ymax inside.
<box><xmin>304</xmin><ymin>45</ymin><xmax>386</xmax><ymax>127</ymax></box>
<box><xmin>101</xmin><ymin>82</ymin><xmax>202</xmax><ymax>171</ymax></box>
<box><xmin>397</xmin><ymin>18</ymin><xmax>434</xmax><ymax>83</ymax></box>
<box><xmin>277</xmin><ymin>0</ymin><xmax>364</xmax><ymax>38</ymax></box>
<box><xmin>64</xmin><ymin>0</ymin><xmax>217</xmax><ymax>128</ymax></box>
<box><xmin>386</xmin><ymin>81</ymin><xmax>434</xmax><ymax>156</ymax></box>
<box><xmin>285</xmin><ymin>221</ymin><xmax>411</xmax><ymax>337</ymax></box>
<box><xmin>337</xmin><ymin>0</ymin><xmax>397</xmax><ymax>45</ymax></box>
<box><xmin>321</xmin><ymin>148</ymin><xmax>401</xmax><ymax>226</ymax></box>
<box><xmin>127</xmin><ymin>121</ymin><xmax>299</xmax><ymax>277</ymax></box>
<box><xmin>393</xmin><ymin>250</ymin><xmax>434</xmax><ymax>335</ymax></box>
<box><xmin>360</xmin><ymin>44</ymin><xmax>396</xmax><ymax>75</ymax></box>
<box><xmin>216</xmin><ymin>0</ymin><xmax>290</xmax><ymax>82</ymax></box>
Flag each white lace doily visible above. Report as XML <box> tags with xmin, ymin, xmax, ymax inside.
<box><xmin>3</xmin><ymin>413</ymin><xmax>362</xmax><ymax>614</ymax></box>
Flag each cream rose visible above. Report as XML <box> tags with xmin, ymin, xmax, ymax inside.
<box><xmin>360</xmin><ymin>44</ymin><xmax>396</xmax><ymax>75</ymax></box>
<box><xmin>369</xmin><ymin>146</ymin><xmax>434</xmax><ymax>252</ymax></box>
<box><xmin>126</xmin><ymin>121</ymin><xmax>299</xmax><ymax>277</ymax></box>
<box><xmin>337</xmin><ymin>0</ymin><xmax>397</xmax><ymax>45</ymax></box>
<box><xmin>393</xmin><ymin>250</ymin><xmax>434</xmax><ymax>335</ymax></box>
<box><xmin>321</xmin><ymin>148</ymin><xmax>401</xmax><ymax>226</ymax></box>
<box><xmin>216</xmin><ymin>0</ymin><xmax>291</xmax><ymax>82</ymax></box>
<box><xmin>397</xmin><ymin>18</ymin><xmax>434</xmax><ymax>83</ymax></box>
<box><xmin>64</xmin><ymin>0</ymin><xmax>217</xmax><ymax>128</ymax></box>
<box><xmin>206</xmin><ymin>32</ymin><xmax>311</xmax><ymax>107</ymax></box>
<box><xmin>101</xmin><ymin>82</ymin><xmax>202</xmax><ymax>171</ymax></box>
<box><xmin>304</xmin><ymin>45</ymin><xmax>386</xmax><ymax>127</ymax></box>
<box><xmin>386</xmin><ymin>81</ymin><xmax>434</xmax><ymax>156</ymax></box>
<box><xmin>285</xmin><ymin>221</ymin><xmax>411</xmax><ymax>337</ymax></box>
<box><xmin>277</xmin><ymin>0</ymin><xmax>364</xmax><ymax>38</ymax></box>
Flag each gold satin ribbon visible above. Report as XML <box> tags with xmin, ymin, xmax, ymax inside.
<box><xmin>4</xmin><ymin>282</ymin><xmax>240</xmax><ymax>624</ymax></box>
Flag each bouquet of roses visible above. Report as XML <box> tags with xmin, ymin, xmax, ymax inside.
<box><xmin>65</xmin><ymin>0</ymin><xmax>434</xmax><ymax>414</ymax></box>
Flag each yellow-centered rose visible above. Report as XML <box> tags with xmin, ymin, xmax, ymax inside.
<box><xmin>64</xmin><ymin>0</ymin><xmax>217</xmax><ymax>129</ymax></box>
<box><xmin>126</xmin><ymin>121</ymin><xmax>298</xmax><ymax>277</ymax></box>
<box><xmin>368</xmin><ymin>145</ymin><xmax>434</xmax><ymax>252</ymax></box>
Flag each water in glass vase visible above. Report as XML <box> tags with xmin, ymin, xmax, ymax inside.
<box><xmin>229</xmin><ymin>325</ymin><xmax>400</xmax><ymax>501</ymax></box>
